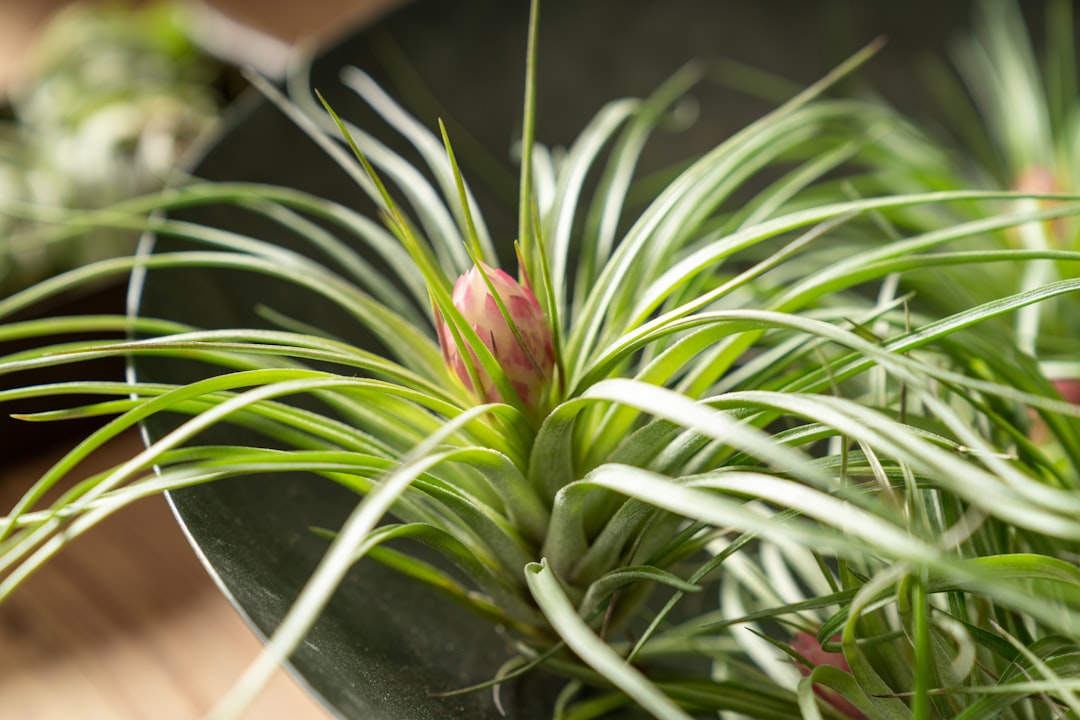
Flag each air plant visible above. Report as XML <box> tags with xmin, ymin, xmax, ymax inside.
<box><xmin>3</xmin><ymin>1</ymin><xmax>1080</xmax><ymax>719</ymax></box>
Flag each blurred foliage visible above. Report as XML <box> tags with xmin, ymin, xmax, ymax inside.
<box><xmin>0</xmin><ymin>1</ymin><xmax>223</xmax><ymax>297</ymax></box>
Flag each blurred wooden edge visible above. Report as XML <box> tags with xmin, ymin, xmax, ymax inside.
<box><xmin>0</xmin><ymin>0</ymin><xmax>406</xmax><ymax>97</ymax></box>
<box><xmin>195</xmin><ymin>0</ymin><xmax>406</xmax><ymax>48</ymax></box>
<box><xmin>0</xmin><ymin>0</ymin><xmax>72</xmax><ymax>97</ymax></box>
<box><xmin>0</xmin><ymin>429</ymin><xmax>330</xmax><ymax>719</ymax></box>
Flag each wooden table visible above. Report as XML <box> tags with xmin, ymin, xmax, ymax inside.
<box><xmin>0</xmin><ymin>430</ymin><xmax>330</xmax><ymax>719</ymax></box>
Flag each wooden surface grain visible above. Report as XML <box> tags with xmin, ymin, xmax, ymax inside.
<box><xmin>0</xmin><ymin>430</ymin><xmax>329</xmax><ymax>719</ymax></box>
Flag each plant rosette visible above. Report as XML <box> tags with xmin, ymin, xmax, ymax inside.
<box><xmin>4</xmin><ymin>1</ymin><xmax>1080</xmax><ymax>719</ymax></box>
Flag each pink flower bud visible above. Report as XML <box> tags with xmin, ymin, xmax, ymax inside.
<box><xmin>437</xmin><ymin>261</ymin><xmax>555</xmax><ymax>412</ymax></box>
<box><xmin>791</xmin><ymin>632</ymin><xmax>866</xmax><ymax>719</ymax></box>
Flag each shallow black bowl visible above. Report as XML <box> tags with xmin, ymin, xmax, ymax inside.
<box><xmin>128</xmin><ymin>1</ymin><xmax>1029</xmax><ymax>717</ymax></box>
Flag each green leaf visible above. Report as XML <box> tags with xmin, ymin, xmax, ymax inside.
<box><xmin>525</xmin><ymin>558</ymin><xmax>694</xmax><ymax>720</ymax></box>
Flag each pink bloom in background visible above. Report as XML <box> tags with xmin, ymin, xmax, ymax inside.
<box><xmin>1013</xmin><ymin>166</ymin><xmax>1058</xmax><ymax>196</ymax></box>
<box><xmin>1012</xmin><ymin>165</ymin><xmax>1068</xmax><ymax>244</ymax></box>
<box><xmin>1029</xmin><ymin>377</ymin><xmax>1080</xmax><ymax>444</ymax></box>
<box><xmin>1054</xmin><ymin>378</ymin><xmax>1080</xmax><ymax>405</ymax></box>
<box><xmin>437</xmin><ymin>261</ymin><xmax>555</xmax><ymax>412</ymax></box>
<box><xmin>791</xmin><ymin>632</ymin><xmax>867</xmax><ymax>720</ymax></box>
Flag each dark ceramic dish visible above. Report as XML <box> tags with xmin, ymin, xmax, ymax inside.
<box><xmin>128</xmin><ymin>2</ymin><xmax>1044</xmax><ymax>717</ymax></box>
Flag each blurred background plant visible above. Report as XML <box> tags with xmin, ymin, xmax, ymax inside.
<box><xmin>0</xmin><ymin>1</ymin><xmax>223</xmax><ymax>297</ymax></box>
<box><xmin>859</xmin><ymin>0</ymin><xmax>1080</xmax><ymax>400</ymax></box>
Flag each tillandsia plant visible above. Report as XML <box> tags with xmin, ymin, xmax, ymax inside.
<box><xmin>4</xmin><ymin>1</ymin><xmax>1080</xmax><ymax>718</ymax></box>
